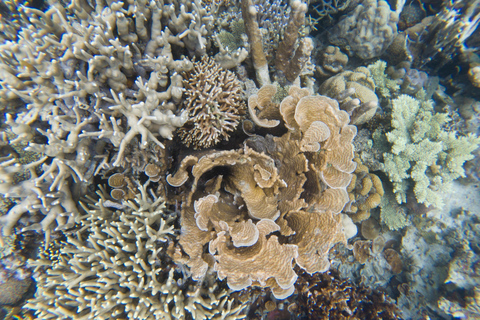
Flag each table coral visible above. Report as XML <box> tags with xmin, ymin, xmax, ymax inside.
<box><xmin>168</xmin><ymin>86</ymin><xmax>357</xmax><ymax>299</ymax></box>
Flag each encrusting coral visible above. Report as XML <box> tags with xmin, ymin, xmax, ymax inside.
<box><xmin>345</xmin><ymin>156</ymin><xmax>384</xmax><ymax>223</ymax></box>
<box><xmin>319</xmin><ymin>66</ymin><xmax>379</xmax><ymax>125</ymax></box>
<box><xmin>26</xmin><ymin>183</ymin><xmax>247</xmax><ymax>319</ymax></box>
<box><xmin>168</xmin><ymin>86</ymin><xmax>357</xmax><ymax>299</ymax></box>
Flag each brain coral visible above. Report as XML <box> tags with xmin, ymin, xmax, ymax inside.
<box><xmin>168</xmin><ymin>86</ymin><xmax>357</xmax><ymax>299</ymax></box>
<box><xmin>178</xmin><ymin>56</ymin><xmax>245</xmax><ymax>149</ymax></box>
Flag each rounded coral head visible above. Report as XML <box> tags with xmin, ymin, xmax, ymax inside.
<box><xmin>178</xmin><ymin>56</ymin><xmax>245</xmax><ymax>149</ymax></box>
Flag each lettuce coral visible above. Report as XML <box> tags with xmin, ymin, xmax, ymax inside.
<box><xmin>168</xmin><ymin>86</ymin><xmax>357</xmax><ymax>299</ymax></box>
<box><xmin>383</xmin><ymin>92</ymin><xmax>480</xmax><ymax>208</ymax></box>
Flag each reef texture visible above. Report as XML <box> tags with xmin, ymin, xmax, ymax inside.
<box><xmin>383</xmin><ymin>92</ymin><xmax>480</xmax><ymax>208</ymax></box>
<box><xmin>168</xmin><ymin>86</ymin><xmax>357</xmax><ymax>299</ymax></box>
<box><xmin>0</xmin><ymin>0</ymin><xmax>220</xmax><ymax>240</ymax></box>
<box><xmin>319</xmin><ymin>66</ymin><xmax>379</xmax><ymax>125</ymax></box>
<box><xmin>345</xmin><ymin>156</ymin><xmax>384</xmax><ymax>223</ymax></box>
<box><xmin>178</xmin><ymin>56</ymin><xmax>245</xmax><ymax>149</ymax></box>
<box><xmin>329</xmin><ymin>0</ymin><xmax>400</xmax><ymax>59</ymax></box>
<box><xmin>1</xmin><ymin>0</ymin><xmax>480</xmax><ymax>319</ymax></box>
<box><xmin>293</xmin><ymin>268</ymin><xmax>401</xmax><ymax>319</ymax></box>
<box><xmin>26</xmin><ymin>184</ymin><xmax>246</xmax><ymax>319</ymax></box>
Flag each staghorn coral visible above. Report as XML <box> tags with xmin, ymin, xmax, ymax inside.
<box><xmin>328</xmin><ymin>0</ymin><xmax>400</xmax><ymax>59</ymax></box>
<box><xmin>168</xmin><ymin>86</ymin><xmax>357</xmax><ymax>299</ymax></box>
<box><xmin>26</xmin><ymin>183</ymin><xmax>247</xmax><ymax>319</ymax></box>
<box><xmin>178</xmin><ymin>56</ymin><xmax>246</xmax><ymax>149</ymax></box>
<box><xmin>0</xmin><ymin>0</ymin><xmax>221</xmax><ymax>239</ymax></box>
<box><xmin>241</xmin><ymin>0</ymin><xmax>270</xmax><ymax>85</ymax></box>
<box><xmin>274</xmin><ymin>0</ymin><xmax>311</xmax><ymax>84</ymax></box>
<box><xmin>410</xmin><ymin>0</ymin><xmax>480</xmax><ymax>71</ymax></box>
<box><xmin>241</xmin><ymin>0</ymin><xmax>312</xmax><ymax>85</ymax></box>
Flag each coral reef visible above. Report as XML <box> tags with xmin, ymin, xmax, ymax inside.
<box><xmin>0</xmin><ymin>254</ymin><xmax>32</xmax><ymax>306</ymax></box>
<box><xmin>345</xmin><ymin>156</ymin><xmax>384</xmax><ymax>223</ymax></box>
<box><xmin>410</xmin><ymin>0</ymin><xmax>480</xmax><ymax>71</ymax></box>
<box><xmin>26</xmin><ymin>184</ymin><xmax>246</xmax><ymax>319</ymax></box>
<box><xmin>242</xmin><ymin>0</ymin><xmax>313</xmax><ymax>85</ymax></box>
<box><xmin>315</xmin><ymin>46</ymin><xmax>348</xmax><ymax>79</ymax></box>
<box><xmin>293</xmin><ymin>268</ymin><xmax>401</xmax><ymax>319</ymax></box>
<box><xmin>328</xmin><ymin>0</ymin><xmax>401</xmax><ymax>59</ymax></box>
<box><xmin>1</xmin><ymin>0</ymin><xmax>479</xmax><ymax>318</ymax></box>
<box><xmin>383</xmin><ymin>92</ymin><xmax>480</xmax><ymax>207</ymax></box>
<box><xmin>178</xmin><ymin>56</ymin><xmax>245</xmax><ymax>149</ymax></box>
<box><xmin>319</xmin><ymin>66</ymin><xmax>379</xmax><ymax>125</ymax></box>
<box><xmin>0</xmin><ymin>0</ymin><xmax>219</xmax><ymax>239</ymax></box>
<box><xmin>168</xmin><ymin>86</ymin><xmax>357</xmax><ymax>299</ymax></box>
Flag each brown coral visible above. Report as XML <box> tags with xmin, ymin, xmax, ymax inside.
<box><xmin>319</xmin><ymin>67</ymin><xmax>379</xmax><ymax>125</ymax></box>
<box><xmin>346</xmin><ymin>156</ymin><xmax>384</xmax><ymax>223</ymax></box>
<box><xmin>178</xmin><ymin>56</ymin><xmax>245</xmax><ymax>149</ymax></box>
<box><xmin>293</xmin><ymin>269</ymin><xmax>401</xmax><ymax>319</ymax></box>
<box><xmin>316</xmin><ymin>46</ymin><xmax>349</xmax><ymax>78</ymax></box>
<box><xmin>168</xmin><ymin>86</ymin><xmax>358</xmax><ymax>299</ymax></box>
<box><xmin>247</xmin><ymin>84</ymin><xmax>281</xmax><ymax>128</ymax></box>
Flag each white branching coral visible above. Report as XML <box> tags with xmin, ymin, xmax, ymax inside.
<box><xmin>0</xmin><ymin>0</ymin><xmax>219</xmax><ymax>237</ymax></box>
<box><xmin>26</xmin><ymin>183</ymin><xmax>247</xmax><ymax>320</ymax></box>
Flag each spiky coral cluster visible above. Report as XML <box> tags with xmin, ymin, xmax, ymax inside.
<box><xmin>178</xmin><ymin>56</ymin><xmax>245</xmax><ymax>149</ymax></box>
<box><xmin>26</xmin><ymin>184</ymin><xmax>246</xmax><ymax>319</ymax></box>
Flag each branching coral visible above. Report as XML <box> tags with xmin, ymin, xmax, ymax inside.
<box><xmin>178</xmin><ymin>56</ymin><xmax>245</xmax><ymax>149</ymax></box>
<box><xmin>167</xmin><ymin>86</ymin><xmax>357</xmax><ymax>299</ymax></box>
<box><xmin>384</xmin><ymin>92</ymin><xmax>480</xmax><ymax>208</ymax></box>
<box><xmin>241</xmin><ymin>0</ymin><xmax>312</xmax><ymax>85</ymax></box>
<box><xmin>0</xmin><ymin>0</ymin><xmax>220</xmax><ymax>238</ymax></box>
<box><xmin>26</xmin><ymin>183</ymin><xmax>247</xmax><ymax>319</ymax></box>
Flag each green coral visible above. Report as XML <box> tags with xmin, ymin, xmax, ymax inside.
<box><xmin>383</xmin><ymin>92</ymin><xmax>480</xmax><ymax>208</ymax></box>
<box><xmin>217</xmin><ymin>19</ymin><xmax>245</xmax><ymax>52</ymax></box>
<box><xmin>367</xmin><ymin>60</ymin><xmax>399</xmax><ymax>98</ymax></box>
<box><xmin>380</xmin><ymin>191</ymin><xmax>408</xmax><ymax>231</ymax></box>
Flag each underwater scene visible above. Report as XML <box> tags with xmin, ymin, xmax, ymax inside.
<box><xmin>0</xmin><ymin>0</ymin><xmax>479</xmax><ymax>319</ymax></box>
